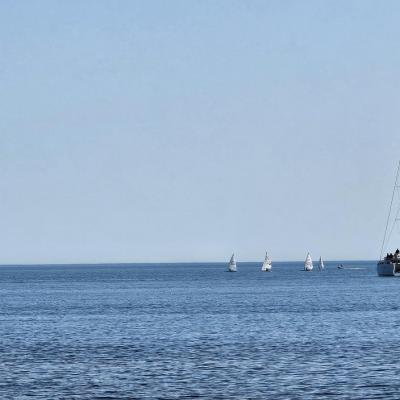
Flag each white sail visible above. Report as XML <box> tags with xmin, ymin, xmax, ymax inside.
<box><xmin>318</xmin><ymin>256</ymin><xmax>324</xmax><ymax>271</ymax></box>
<box><xmin>228</xmin><ymin>253</ymin><xmax>237</xmax><ymax>272</ymax></box>
<box><xmin>261</xmin><ymin>252</ymin><xmax>272</xmax><ymax>271</ymax></box>
<box><xmin>304</xmin><ymin>252</ymin><xmax>313</xmax><ymax>271</ymax></box>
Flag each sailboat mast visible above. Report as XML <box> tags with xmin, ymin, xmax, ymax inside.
<box><xmin>380</xmin><ymin>160</ymin><xmax>400</xmax><ymax>260</ymax></box>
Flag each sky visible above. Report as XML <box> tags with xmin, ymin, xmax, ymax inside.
<box><xmin>0</xmin><ymin>0</ymin><xmax>399</xmax><ymax>263</ymax></box>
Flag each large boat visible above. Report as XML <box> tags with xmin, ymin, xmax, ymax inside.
<box><xmin>261</xmin><ymin>252</ymin><xmax>272</xmax><ymax>271</ymax></box>
<box><xmin>377</xmin><ymin>161</ymin><xmax>400</xmax><ymax>277</ymax></box>
<box><xmin>304</xmin><ymin>252</ymin><xmax>313</xmax><ymax>271</ymax></box>
<box><xmin>377</xmin><ymin>257</ymin><xmax>400</xmax><ymax>276</ymax></box>
<box><xmin>228</xmin><ymin>253</ymin><xmax>237</xmax><ymax>272</ymax></box>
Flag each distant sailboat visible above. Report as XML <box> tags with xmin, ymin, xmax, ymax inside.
<box><xmin>261</xmin><ymin>252</ymin><xmax>272</xmax><ymax>271</ymax></box>
<box><xmin>304</xmin><ymin>252</ymin><xmax>313</xmax><ymax>271</ymax></box>
<box><xmin>318</xmin><ymin>256</ymin><xmax>325</xmax><ymax>271</ymax></box>
<box><xmin>228</xmin><ymin>253</ymin><xmax>237</xmax><ymax>272</ymax></box>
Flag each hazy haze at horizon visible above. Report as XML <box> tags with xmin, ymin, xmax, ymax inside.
<box><xmin>0</xmin><ymin>0</ymin><xmax>399</xmax><ymax>263</ymax></box>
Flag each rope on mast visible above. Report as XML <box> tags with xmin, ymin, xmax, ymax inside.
<box><xmin>380</xmin><ymin>160</ymin><xmax>400</xmax><ymax>260</ymax></box>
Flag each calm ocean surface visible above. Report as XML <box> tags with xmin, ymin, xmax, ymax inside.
<box><xmin>0</xmin><ymin>260</ymin><xmax>399</xmax><ymax>399</ymax></box>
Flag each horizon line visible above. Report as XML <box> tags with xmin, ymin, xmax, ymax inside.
<box><xmin>0</xmin><ymin>259</ymin><xmax>377</xmax><ymax>267</ymax></box>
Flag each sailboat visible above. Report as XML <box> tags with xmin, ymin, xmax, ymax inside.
<box><xmin>318</xmin><ymin>256</ymin><xmax>325</xmax><ymax>271</ymax></box>
<box><xmin>261</xmin><ymin>252</ymin><xmax>272</xmax><ymax>271</ymax></box>
<box><xmin>304</xmin><ymin>252</ymin><xmax>313</xmax><ymax>271</ymax></box>
<box><xmin>228</xmin><ymin>253</ymin><xmax>237</xmax><ymax>272</ymax></box>
<box><xmin>377</xmin><ymin>161</ymin><xmax>400</xmax><ymax>276</ymax></box>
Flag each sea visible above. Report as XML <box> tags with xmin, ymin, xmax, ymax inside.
<box><xmin>0</xmin><ymin>260</ymin><xmax>399</xmax><ymax>399</ymax></box>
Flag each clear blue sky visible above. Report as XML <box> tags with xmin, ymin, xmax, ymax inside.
<box><xmin>0</xmin><ymin>0</ymin><xmax>399</xmax><ymax>263</ymax></box>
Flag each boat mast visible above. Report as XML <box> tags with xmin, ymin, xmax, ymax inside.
<box><xmin>380</xmin><ymin>160</ymin><xmax>400</xmax><ymax>260</ymax></box>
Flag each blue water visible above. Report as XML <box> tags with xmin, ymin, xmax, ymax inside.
<box><xmin>0</xmin><ymin>261</ymin><xmax>399</xmax><ymax>399</ymax></box>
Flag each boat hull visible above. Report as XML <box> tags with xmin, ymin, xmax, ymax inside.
<box><xmin>304</xmin><ymin>266</ymin><xmax>313</xmax><ymax>271</ymax></box>
<box><xmin>377</xmin><ymin>261</ymin><xmax>400</xmax><ymax>276</ymax></box>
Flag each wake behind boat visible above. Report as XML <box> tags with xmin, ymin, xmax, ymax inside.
<box><xmin>228</xmin><ymin>253</ymin><xmax>237</xmax><ymax>272</ymax></box>
<box><xmin>261</xmin><ymin>252</ymin><xmax>272</xmax><ymax>272</ymax></box>
<box><xmin>304</xmin><ymin>252</ymin><xmax>313</xmax><ymax>271</ymax></box>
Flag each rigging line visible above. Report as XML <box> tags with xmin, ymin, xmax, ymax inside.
<box><xmin>380</xmin><ymin>160</ymin><xmax>400</xmax><ymax>259</ymax></box>
<box><xmin>386</xmin><ymin>190</ymin><xmax>400</xmax><ymax>242</ymax></box>
<box><xmin>387</xmin><ymin>217</ymin><xmax>399</xmax><ymax>247</ymax></box>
